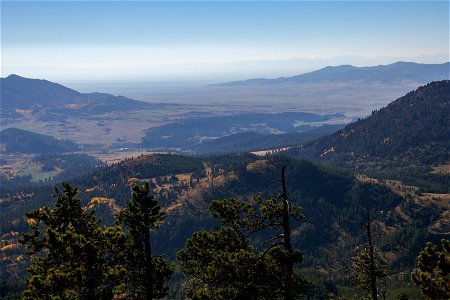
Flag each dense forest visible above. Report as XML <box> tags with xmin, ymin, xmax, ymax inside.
<box><xmin>285</xmin><ymin>80</ymin><xmax>450</xmax><ymax>193</ymax></box>
<box><xmin>1</xmin><ymin>153</ymin><xmax>448</xmax><ymax>299</ymax></box>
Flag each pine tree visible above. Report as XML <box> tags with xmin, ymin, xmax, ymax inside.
<box><xmin>348</xmin><ymin>209</ymin><xmax>388</xmax><ymax>300</ymax></box>
<box><xmin>411</xmin><ymin>239</ymin><xmax>450</xmax><ymax>299</ymax></box>
<box><xmin>117</xmin><ymin>183</ymin><xmax>173</xmax><ymax>299</ymax></box>
<box><xmin>20</xmin><ymin>182</ymin><xmax>126</xmax><ymax>299</ymax></box>
<box><xmin>178</xmin><ymin>167</ymin><xmax>312</xmax><ymax>299</ymax></box>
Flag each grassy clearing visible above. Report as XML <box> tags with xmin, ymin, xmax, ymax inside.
<box><xmin>431</xmin><ymin>163</ymin><xmax>450</xmax><ymax>174</ymax></box>
<box><xmin>19</xmin><ymin>163</ymin><xmax>60</xmax><ymax>182</ymax></box>
<box><xmin>89</xmin><ymin>151</ymin><xmax>167</xmax><ymax>165</ymax></box>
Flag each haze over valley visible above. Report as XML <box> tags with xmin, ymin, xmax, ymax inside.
<box><xmin>2</xmin><ymin>62</ymin><xmax>448</xmax><ymax>157</ymax></box>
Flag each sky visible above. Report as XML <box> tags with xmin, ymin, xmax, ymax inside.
<box><xmin>1</xmin><ymin>1</ymin><xmax>449</xmax><ymax>81</ymax></box>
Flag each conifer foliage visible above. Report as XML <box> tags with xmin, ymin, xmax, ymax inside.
<box><xmin>20</xmin><ymin>182</ymin><xmax>173</xmax><ymax>300</ymax></box>
<box><xmin>117</xmin><ymin>183</ymin><xmax>173</xmax><ymax>299</ymax></box>
<box><xmin>411</xmin><ymin>239</ymin><xmax>450</xmax><ymax>299</ymax></box>
<box><xmin>177</xmin><ymin>193</ymin><xmax>312</xmax><ymax>299</ymax></box>
<box><xmin>20</xmin><ymin>182</ymin><xmax>126</xmax><ymax>299</ymax></box>
<box><xmin>348</xmin><ymin>209</ymin><xmax>388</xmax><ymax>300</ymax></box>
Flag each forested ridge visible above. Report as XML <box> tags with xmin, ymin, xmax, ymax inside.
<box><xmin>1</xmin><ymin>153</ymin><xmax>447</xmax><ymax>299</ymax></box>
<box><xmin>285</xmin><ymin>81</ymin><xmax>450</xmax><ymax>194</ymax></box>
<box><xmin>287</xmin><ymin>80</ymin><xmax>449</xmax><ymax>161</ymax></box>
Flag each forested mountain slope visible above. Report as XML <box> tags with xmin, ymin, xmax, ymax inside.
<box><xmin>284</xmin><ymin>81</ymin><xmax>449</xmax><ymax>193</ymax></box>
<box><xmin>287</xmin><ymin>80</ymin><xmax>449</xmax><ymax>160</ymax></box>
<box><xmin>1</xmin><ymin>153</ymin><xmax>446</xmax><ymax>297</ymax></box>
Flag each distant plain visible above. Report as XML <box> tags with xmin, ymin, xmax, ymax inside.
<box><xmin>8</xmin><ymin>81</ymin><xmax>419</xmax><ymax>148</ymax></box>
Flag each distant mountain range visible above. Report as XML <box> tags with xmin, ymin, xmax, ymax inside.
<box><xmin>285</xmin><ymin>80</ymin><xmax>449</xmax><ymax>162</ymax></box>
<box><xmin>216</xmin><ymin>61</ymin><xmax>449</xmax><ymax>86</ymax></box>
<box><xmin>0</xmin><ymin>74</ymin><xmax>154</xmax><ymax>121</ymax></box>
<box><xmin>0</xmin><ymin>127</ymin><xmax>79</xmax><ymax>154</ymax></box>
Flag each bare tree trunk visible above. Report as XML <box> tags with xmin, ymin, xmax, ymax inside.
<box><xmin>144</xmin><ymin>214</ymin><xmax>153</xmax><ymax>300</ymax></box>
<box><xmin>280</xmin><ymin>166</ymin><xmax>293</xmax><ymax>300</ymax></box>
<box><xmin>366</xmin><ymin>209</ymin><xmax>377</xmax><ymax>300</ymax></box>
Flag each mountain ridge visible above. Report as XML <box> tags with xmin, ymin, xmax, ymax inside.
<box><xmin>0</xmin><ymin>74</ymin><xmax>155</xmax><ymax>121</ymax></box>
<box><xmin>215</xmin><ymin>61</ymin><xmax>449</xmax><ymax>86</ymax></box>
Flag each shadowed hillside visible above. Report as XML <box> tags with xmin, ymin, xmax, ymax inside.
<box><xmin>0</xmin><ymin>128</ymin><xmax>79</xmax><ymax>154</ymax></box>
<box><xmin>0</xmin><ymin>74</ymin><xmax>154</xmax><ymax>121</ymax></box>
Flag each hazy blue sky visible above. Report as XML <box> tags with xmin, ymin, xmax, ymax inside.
<box><xmin>2</xmin><ymin>1</ymin><xmax>449</xmax><ymax>81</ymax></box>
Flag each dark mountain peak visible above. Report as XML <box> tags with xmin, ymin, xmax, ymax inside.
<box><xmin>5</xmin><ymin>74</ymin><xmax>23</xmax><ymax>79</ymax></box>
<box><xmin>1</xmin><ymin>74</ymin><xmax>154</xmax><ymax>120</ymax></box>
<box><xmin>1</xmin><ymin>74</ymin><xmax>81</xmax><ymax>97</ymax></box>
<box><xmin>3</xmin><ymin>73</ymin><xmax>70</xmax><ymax>86</ymax></box>
<box><xmin>320</xmin><ymin>64</ymin><xmax>356</xmax><ymax>71</ymax></box>
<box><xmin>388</xmin><ymin>61</ymin><xmax>415</xmax><ymax>66</ymax></box>
<box><xmin>5</xmin><ymin>73</ymin><xmax>37</xmax><ymax>80</ymax></box>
